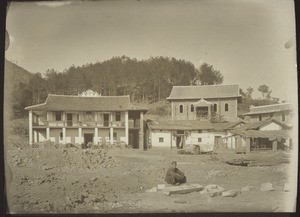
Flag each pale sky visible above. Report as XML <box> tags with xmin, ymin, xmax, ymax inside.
<box><xmin>5</xmin><ymin>0</ymin><xmax>297</xmax><ymax>101</ymax></box>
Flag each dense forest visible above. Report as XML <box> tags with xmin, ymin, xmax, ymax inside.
<box><xmin>5</xmin><ymin>56</ymin><xmax>278</xmax><ymax>119</ymax></box>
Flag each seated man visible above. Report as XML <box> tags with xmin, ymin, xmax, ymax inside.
<box><xmin>165</xmin><ymin>161</ymin><xmax>187</xmax><ymax>185</ymax></box>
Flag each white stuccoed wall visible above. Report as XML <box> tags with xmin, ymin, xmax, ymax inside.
<box><xmin>259</xmin><ymin>122</ymin><xmax>282</xmax><ymax>131</ymax></box>
<box><xmin>185</xmin><ymin>130</ymin><xmax>213</xmax><ymax>145</ymax></box>
<box><xmin>151</xmin><ymin>131</ymin><xmax>172</xmax><ymax>148</ymax></box>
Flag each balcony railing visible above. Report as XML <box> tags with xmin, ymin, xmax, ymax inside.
<box><xmin>33</xmin><ymin>120</ymin><xmax>126</xmax><ymax>128</ymax></box>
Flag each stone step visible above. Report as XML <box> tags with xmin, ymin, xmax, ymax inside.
<box><xmin>163</xmin><ymin>184</ymin><xmax>204</xmax><ymax>196</ymax></box>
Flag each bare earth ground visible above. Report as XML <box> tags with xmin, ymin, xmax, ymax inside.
<box><xmin>6</xmin><ymin>146</ymin><xmax>294</xmax><ymax>213</ymax></box>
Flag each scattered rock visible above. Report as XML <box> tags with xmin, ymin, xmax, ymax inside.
<box><xmin>260</xmin><ymin>182</ymin><xmax>274</xmax><ymax>191</ymax></box>
<box><xmin>65</xmin><ymin>143</ymin><xmax>78</xmax><ymax>149</ymax></box>
<box><xmin>200</xmin><ymin>184</ymin><xmax>226</xmax><ymax>197</ymax></box>
<box><xmin>221</xmin><ymin>189</ymin><xmax>241</xmax><ymax>197</ymax></box>
<box><xmin>226</xmin><ymin>159</ymin><xmax>249</xmax><ymax>167</ymax></box>
<box><xmin>42</xmin><ymin>166</ymin><xmax>54</xmax><ymax>170</ymax></box>
<box><xmin>105</xmin><ymin>193</ymin><xmax>118</xmax><ymax>203</ymax></box>
<box><xmin>89</xmin><ymin>177</ymin><xmax>97</xmax><ymax>182</ymax></box>
<box><xmin>157</xmin><ymin>184</ymin><xmax>166</xmax><ymax>191</ymax></box>
<box><xmin>145</xmin><ymin>187</ymin><xmax>158</xmax><ymax>193</ymax></box>
<box><xmin>241</xmin><ymin>186</ymin><xmax>254</xmax><ymax>192</ymax></box>
<box><xmin>204</xmin><ymin>184</ymin><xmax>224</xmax><ymax>191</ymax></box>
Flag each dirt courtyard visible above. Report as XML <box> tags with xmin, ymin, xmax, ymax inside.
<box><xmin>6</xmin><ymin>146</ymin><xmax>296</xmax><ymax>213</ymax></box>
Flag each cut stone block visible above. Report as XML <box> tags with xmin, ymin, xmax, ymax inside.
<box><xmin>260</xmin><ymin>182</ymin><xmax>274</xmax><ymax>191</ymax></box>
<box><xmin>163</xmin><ymin>184</ymin><xmax>203</xmax><ymax>196</ymax></box>
<box><xmin>222</xmin><ymin>189</ymin><xmax>240</xmax><ymax>197</ymax></box>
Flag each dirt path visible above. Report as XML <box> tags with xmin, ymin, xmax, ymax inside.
<box><xmin>6</xmin><ymin>147</ymin><xmax>293</xmax><ymax>213</ymax></box>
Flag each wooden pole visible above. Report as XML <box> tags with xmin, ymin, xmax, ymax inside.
<box><xmin>139</xmin><ymin>112</ymin><xmax>144</xmax><ymax>150</ymax></box>
<box><xmin>29</xmin><ymin>111</ymin><xmax>33</xmax><ymax>145</ymax></box>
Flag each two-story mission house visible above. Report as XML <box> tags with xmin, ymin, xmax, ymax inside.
<box><xmin>166</xmin><ymin>84</ymin><xmax>242</xmax><ymax>122</ymax></box>
<box><xmin>25</xmin><ymin>90</ymin><xmax>148</xmax><ymax>149</ymax></box>
<box><xmin>147</xmin><ymin>84</ymin><xmax>242</xmax><ymax>150</ymax></box>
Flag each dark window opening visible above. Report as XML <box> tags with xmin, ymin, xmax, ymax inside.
<box><xmin>55</xmin><ymin>112</ymin><xmax>62</xmax><ymax>121</ymax></box>
<box><xmin>259</xmin><ymin>115</ymin><xmax>262</xmax><ymax>121</ymax></box>
<box><xmin>282</xmin><ymin>113</ymin><xmax>286</xmax><ymax>122</ymax></box>
<box><xmin>213</xmin><ymin>104</ymin><xmax>217</xmax><ymax>112</ymax></box>
<box><xmin>103</xmin><ymin>114</ymin><xmax>110</xmax><ymax>126</ymax></box>
<box><xmin>225</xmin><ymin>103</ymin><xmax>229</xmax><ymax>112</ymax></box>
<box><xmin>179</xmin><ymin>105</ymin><xmax>183</xmax><ymax>113</ymax></box>
<box><xmin>59</xmin><ymin>132</ymin><xmax>63</xmax><ymax>140</ymax></box>
<box><xmin>66</xmin><ymin>113</ymin><xmax>73</xmax><ymax>126</ymax></box>
<box><xmin>198</xmin><ymin>130</ymin><xmax>202</xmax><ymax>133</ymax></box>
<box><xmin>198</xmin><ymin>138</ymin><xmax>202</xmax><ymax>142</ymax></box>
<box><xmin>109</xmin><ymin>132</ymin><xmax>117</xmax><ymax>140</ymax></box>
<box><xmin>86</xmin><ymin>112</ymin><xmax>93</xmax><ymax>121</ymax></box>
<box><xmin>196</xmin><ymin>107</ymin><xmax>209</xmax><ymax>118</ymax></box>
<box><xmin>159</xmin><ymin>137</ymin><xmax>164</xmax><ymax>143</ymax></box>
<box><xmin>191</xmin><ymin>104</ymin><xmax>194</xmax><ymax>112</ymax></box>
<box><xmin>116</xmin><ymin>112</ymin><xmax>121</xmax><ymax>121</ymax></box>
<box><xmin>177</xmin><ymin>130</ymin><xmax>184</xmax><ymax>135</ymax></box>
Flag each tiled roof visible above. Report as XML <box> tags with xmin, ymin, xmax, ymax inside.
<box><xmin>244</xmin><ymin>103</ymin><xmax>293</xmax><ymax>115</ymax></box>
<box><xmin>167</xmin><ymin>84</ymin><xmax>241</xmax><ymax>100</ymax></box>
<box><xmin>230</xmin><ymin>130</ymin><xmax>291</xmax><ymax>140</ymax></box>
<box><xmin>236</xmin><ymin>118</ymin><xmax>291</xmax><ymax>131</ymax></box>
<box><xmin>127</xmin><ymin>104</ymin><xmax>149</xmax><ymax>112</ymax></box>
<box><xmin>148</xmin><ymin>120</ymin><xmax>214</xmax><ymax>130</ymax></box>
<box><xmin>212</xmin><ymin>120</ymin><xmax>246</xmax><ymax>131</ymax></box>
<box><xmin>25</xmin><ymin>94</ymin><xmax>147</xmax><ymax>112</ymax></box>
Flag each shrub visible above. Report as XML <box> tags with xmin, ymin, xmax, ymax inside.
<box><xmin>10</xmin><ymin>118</ymin><xmax>28</xmax><ymax>136</ymax></box>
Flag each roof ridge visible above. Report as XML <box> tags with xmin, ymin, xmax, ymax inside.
<box><xmin>49</xmin><ymin>94</ymin><xmax>130</xmax><ymax>98</ymax></box>
<box><xmin>25</xmin><ymin>102</ymin><xmax>47</xmax><ymax>110</ymax></box>
<box><xmin>250</xmin><ymin>102</ymin><xmax>292</xmax><ymax>109</ymax></box>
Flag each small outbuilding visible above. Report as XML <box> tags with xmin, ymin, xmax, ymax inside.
<box><xmin>147</xmin><ymin>120</ymin><xmax>214</xmax><ymax>150</ymax></box>
<box><xmin>220</xmin><ymin>118</ymin><xmax>292</xmax><ymax>153</ymax></box>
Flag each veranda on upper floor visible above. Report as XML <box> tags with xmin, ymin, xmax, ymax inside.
<box><xmin>31</xmin><ymin>110</ymin><xmax>142</xmax><ymax>128</ymax></box>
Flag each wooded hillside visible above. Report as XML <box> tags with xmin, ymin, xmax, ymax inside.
<box><xmin>5</xmin><ymin>56</ymin><xmax>278</xmax><ymax>119</ymax></box>
<box><xmin>6</xmin><ymin>56</ymin><xmax>198</xmax><ymax>118</ymax></box>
